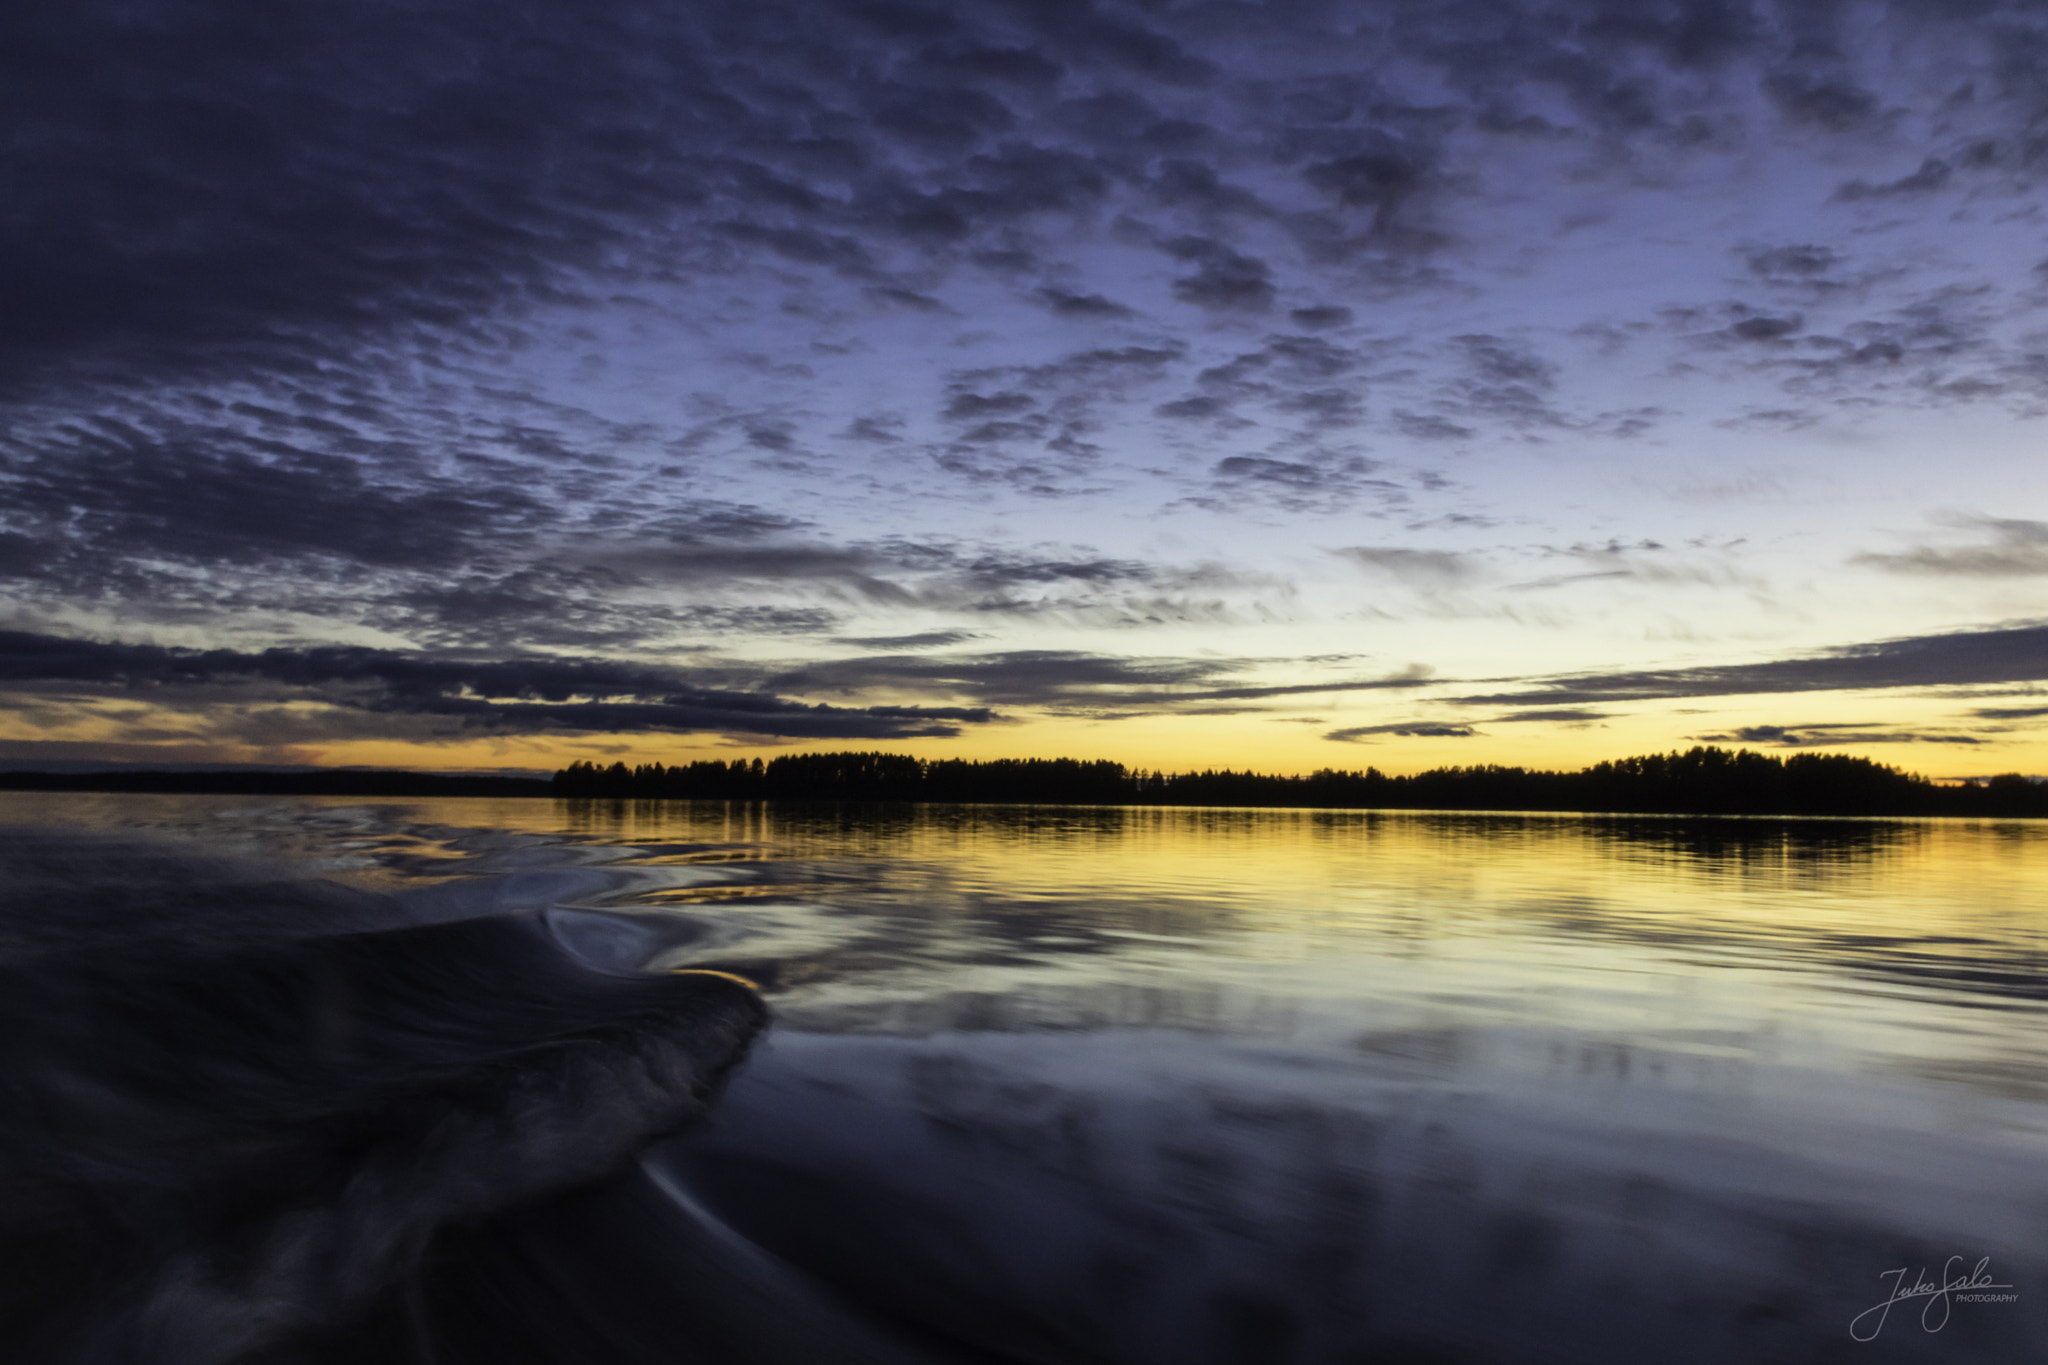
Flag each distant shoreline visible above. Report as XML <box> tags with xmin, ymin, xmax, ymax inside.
<box><xmin>0</xmin><ymin>771</ymin><xmax>553</xmax><ymax>798</ymax></box>
<box><xmin>554</xmin><ymin>747</ymin><xmax>2048</xmax><ymax>818</ymax></box>
<box><xmin>7</xmin><ymin>744</ymin><xmax>2040</xmax><ymax>817</ymax></box>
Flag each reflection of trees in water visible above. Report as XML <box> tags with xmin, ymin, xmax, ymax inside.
<box><xmin>561</xmin><ymin>797</ymin><xmax>1947</xmax><ymax>866</ymax></box>
<box><xmin>1574</xmin><ymin>813</ymin><xmax>1921</xmax><ymax>866</ymax></box>
<box><xmin>555</xmin><ymin>798</ymin><xmax>2046</xmax><ymax>1013</ymax></box>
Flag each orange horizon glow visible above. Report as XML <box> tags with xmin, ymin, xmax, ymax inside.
<box><xmin>6</xmin><ymin>699</ymin><xmax>2043</xmax><ymax>783</ymax></box>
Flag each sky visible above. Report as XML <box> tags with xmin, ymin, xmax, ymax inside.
<box><xmin>3</xmin><ymin>0</ymin><xmax>2046</xmax><ymax>778</ymax></box>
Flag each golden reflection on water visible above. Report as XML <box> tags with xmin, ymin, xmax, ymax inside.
<box><xmin>539</xmin><ymin>798</ymin><xmax>2044</xmax><ymax>964</ymax></box>
<box><xmin>542</xmin><ymin>799</ymin><xmax>2048</xmax><ymax>1120</ymax></box>
<box><xmin>5</xmin><ymin>793</ymin><xmax>2045</xmax><ymax>1109</ymax></box>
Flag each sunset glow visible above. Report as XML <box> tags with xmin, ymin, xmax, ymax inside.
<box><xmin>5</xmin><ymin>3</ymin><xmax>2045</xmax><ymax>778</ymax></box>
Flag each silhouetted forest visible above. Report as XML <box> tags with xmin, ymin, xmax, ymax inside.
<box><xmin>553</xmin><ymin>746</ymin><xmax>2048</xmax><ymax>817</ymax></box>
<box><xmin>6</xmin><ymin>748</ymin><xmax>2038</xmax><ymax>815</ymax></box>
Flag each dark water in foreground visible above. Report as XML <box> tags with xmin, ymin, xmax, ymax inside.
<box><xmin>2</xmin><ymin>794</ymin><xmax>2044</xmax><ymax>1363</ymax></box>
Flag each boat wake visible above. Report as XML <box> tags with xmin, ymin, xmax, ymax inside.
<box><xmin>0</xmin><ymin>830</ymin><xmax>766</xmax><ymax>1364</ymax></box>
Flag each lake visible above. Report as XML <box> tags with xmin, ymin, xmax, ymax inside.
<box><xmin>2</xmin><ymin>792</ymin><xmax>2043</xmax><ymax>1363</ymax></box>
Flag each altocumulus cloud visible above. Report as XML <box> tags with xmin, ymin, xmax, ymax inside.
<box><xmin>0</xmin><ymin>633</ymin><xmax>993</xmax><ymax>742</ymax></box>
<box><xmin>1695</xmin><ymin>723</ymin><xmax>1990</xmax><ymax>747</ymax></box>
<box><xmin>1852</xmin><ymin>518</ymin><xmax>2048</xmax><ymax>578</ymax></box>
<box><xmin>1325</xmin><ymin>722</ymin><xmax>1479</xmax><ymax>742</ymax></box>
<box><xmin>1451</xmin><ymin>622</ymin><xmax>2048</xmax><ymax>706</ymax></box>
<box><xmin>0</xmin><ymin>631</ymin><xmax>1445</xmax><ymax>739</ymax></box>
<box><xmin>767</xmin><ymin>651</ymin><xmax>1437</xmax><ymax>714</ymax></box>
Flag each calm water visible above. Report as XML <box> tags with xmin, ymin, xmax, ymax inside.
<box><xmin>2</xmin><ymin>793</ymin><xmax>2044</xmax><ymax>1362</ymax></box>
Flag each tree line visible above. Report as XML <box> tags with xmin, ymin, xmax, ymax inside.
<box><xmin>553</xmin><ymin>746</ymin><xmax>2048</xmax><ymax>817</ymax></box>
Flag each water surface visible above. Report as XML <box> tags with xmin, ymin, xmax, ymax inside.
<box><xmin>3</xmin><ymin>793</ymin><xmax>2042</xmax><ymax>1362</ymax></box>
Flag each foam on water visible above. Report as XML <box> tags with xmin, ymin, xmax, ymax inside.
<box><xmin>0</xmin><ymin>828</ymin><xmax>766</xmax><ymax>1364</ymax></box>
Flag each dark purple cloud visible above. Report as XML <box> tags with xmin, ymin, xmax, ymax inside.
<box><xmin>0</xmin><ymin>630</ymin><xmax>991</xmax><ymax>740</ymax></box>
<box><xmin>1325</xmin><ymin>722</ymin><xmax>1479</xmax><ymax>742</ymax></box>
<box><xmin>1452</xmin><ymin>622</ymin><xmax>2048</xmax><ymax>705</ymax></box>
